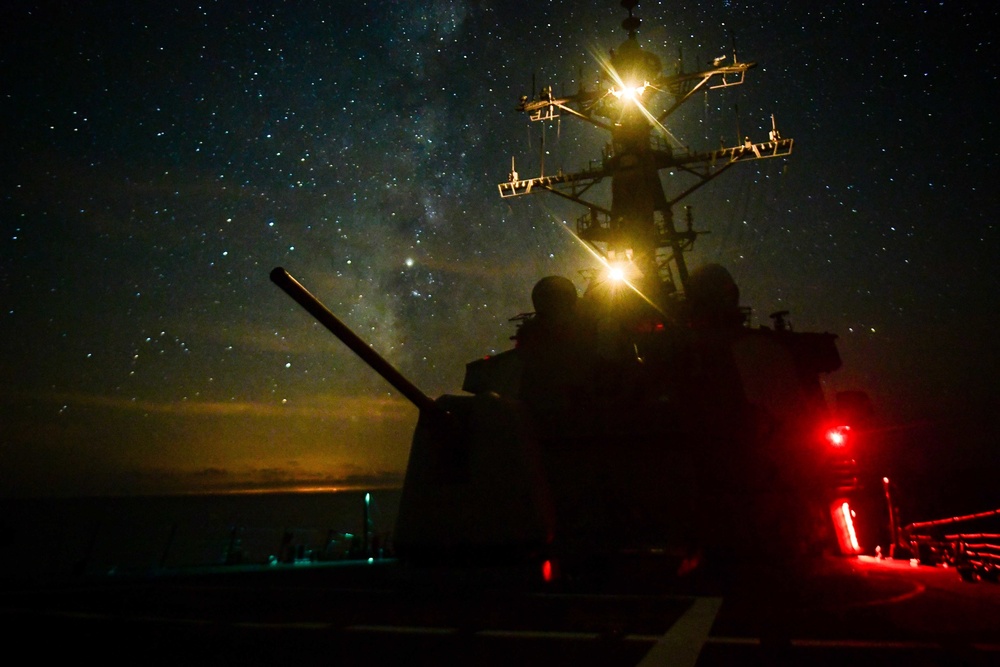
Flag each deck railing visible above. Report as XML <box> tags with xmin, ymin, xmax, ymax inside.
<box><xmin>902</xmin><ymin>508</ymin><xmax>1000</xmax><ymax>582</ymax></box>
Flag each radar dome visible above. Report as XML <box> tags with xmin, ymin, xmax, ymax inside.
<box><xmin>686</xmin><ymin>263</ymin><xmax>741</xmax><ymax>326</ymax></box>
<box><xmin>531</xmin><ymin>276</ymin><xmax>578</xmax><ymax>319</ymax></box>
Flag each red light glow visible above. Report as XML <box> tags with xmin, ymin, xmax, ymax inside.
<box><xmin>830</xmin><ymin>499</ymin><xmax>862</xmax><ymax>554</ymax></box>
<box><xmin>842</xmin><ymin>502</ymin><xmax>860</xmax><ymax>551</ymax></box>
<box><xmin>825</xmin><ymin>425</ymin><xmax>851</xmax><ymax>447</ymax></box>
<box><xmin>542</xmin><ymin>559</ymin><xmax>554</xmax><ymax>582</ymax></box>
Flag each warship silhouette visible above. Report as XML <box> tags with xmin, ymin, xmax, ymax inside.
<box><xmin>7</xmin><ymin>6</ymin><xmax>999</xmax><ymax>665</ymax></box>
<box><xmin>271</xmin><ymin>0</ymin><xmax>871</xmax><ymax>585</ymax></box>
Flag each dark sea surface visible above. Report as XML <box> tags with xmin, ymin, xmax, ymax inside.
<box><xmin>0</xmin><ymin>489</ymin><xmax>401</xmax><ymax>579</ymax></box>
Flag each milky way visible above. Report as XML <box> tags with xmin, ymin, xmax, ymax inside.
<box><xmin>2</xmin><ymin>1</ymin><xmax>997</xmax><ymax>512</ymax></box>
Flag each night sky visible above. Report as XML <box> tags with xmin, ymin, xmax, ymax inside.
<box><xmin>2</xmin><ymin>1</ymin><xmax>997</xmax><ymax>517</ymax></box>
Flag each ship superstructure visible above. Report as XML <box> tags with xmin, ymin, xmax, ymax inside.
<box><xmin>498</xmin><ymin>0</ymin><xmax>793</xmax><ymax>297</ymax></box>
<box><xmin>274</xmin><ymin>1</ymin><xmax>869</xmax><ymax>581</ymax></box>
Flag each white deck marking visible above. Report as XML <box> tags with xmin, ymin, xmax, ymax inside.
<box><xmin>635</xmin><ymin>597</ymin><xmax>723</xmax><ymax>667</ymax></box>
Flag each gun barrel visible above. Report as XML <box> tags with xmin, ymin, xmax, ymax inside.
<box><xmin>270</xmin><ymin>266</ymin><xmax>437</xmax><ymax>414</ymax></box>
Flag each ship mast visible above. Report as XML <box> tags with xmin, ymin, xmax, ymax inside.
<box><xmin>498</xmin><ymin>0</ymin><xmax>793</xmax><ymax>304</ymax></box>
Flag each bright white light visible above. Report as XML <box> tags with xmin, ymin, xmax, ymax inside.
<box><xmin>841</xmin><ymin>502</ymin><xmax>860</xmax><ymax>552</ymax></box>
<box><xmin>608</xmin><ymin>265</ymin><xmax>626</xmax><ymax>282</ymax></box>
<box><xmin>826</xmin><ymin>425</ymin><xmax>850</xmax><ymax>447</ymax></box>
<box><xmin>611</xmin><ymin>82</ymin><xmax>647</xmax><ymax>102</ymax></box>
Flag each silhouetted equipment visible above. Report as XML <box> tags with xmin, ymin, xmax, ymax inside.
<box><xmin>270</xmin><ymin>267</ymin><xmax>436</xmax><ymax>415</ymax></box>
<box><xmin>903</xmin><ymin>508</ymin><xmax>1000</xmax><ymax>582</ymax></box>
<box><xmin>272</xmin><ymin>1</ymin><xmax>868</xmax><ymax>582</ymax></box>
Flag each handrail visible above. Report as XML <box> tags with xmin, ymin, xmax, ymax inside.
<box><xmin>907</xmin><ymin>508</ymin><xmax>1000</xmax><ymax>531</ymax></box>
<box><xmin>903</xmin><ymin>507</ymin><xmax>1000</xmax><ymax>582</ymax></box>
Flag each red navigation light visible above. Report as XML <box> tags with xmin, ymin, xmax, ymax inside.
<box><xmin>825</xmin><ymin>424</ymin><xmax>851</xmax><ymax>448</ymax></box>
<box><xmin>541</xmin><ymin>559</ymin><xmax>554</xmax><ymax>583</ymax></box>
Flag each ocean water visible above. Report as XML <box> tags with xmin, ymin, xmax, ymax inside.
<box><xmin>0</xmin><ymin>489</ymin><xmax>401</xmax><ymax>579</ymax></box>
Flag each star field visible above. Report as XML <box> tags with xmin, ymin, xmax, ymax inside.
<box><xmin>1</xmin><ymin>1</ymin><xmax>997</xmax><ymax>512</ymax></box>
